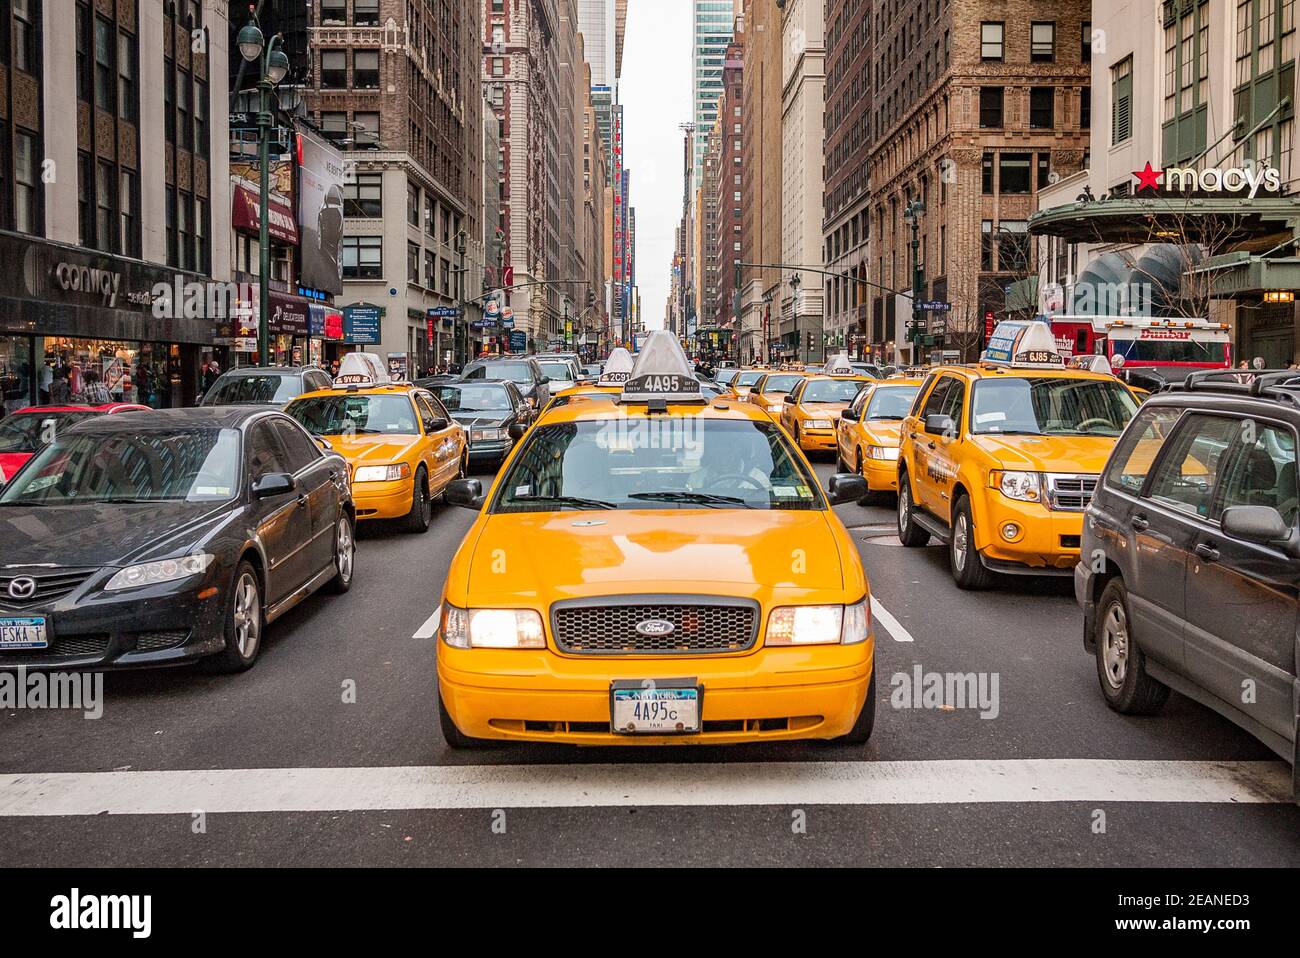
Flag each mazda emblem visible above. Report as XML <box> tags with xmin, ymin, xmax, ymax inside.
<box><xmin>7</xmin><ymin>577</ymin><xmax>37</xmax><ymax>600</ymax></box>
<box><xmin>635</xmin><ymin>619</ymin><xmax>675</xmax><ymax>637</ymax></box>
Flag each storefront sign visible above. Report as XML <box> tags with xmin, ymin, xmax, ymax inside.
<box><xmin>54</xmin><ymin>262</ymin><xmax>122</xmax><ymax>308</ymax></box>
<box><xmin>231</xmin><ymin>182</ymin><xmax>300</xmax><ymax>245</ymax></box>
<box><xmin>1133</xmin><ymin>161</ymin><xmax>1283</xmax><ymax>198</ymax></box>
<box><xmin>267</xmin><ymin>292</ymin><xmax>309</xmax><ymax>335</ymax></box>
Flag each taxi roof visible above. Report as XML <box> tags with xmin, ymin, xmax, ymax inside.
<box><xmin>931</xmin><ymin>363</ymin><xmax>1123</xmax><ymax>384</ymax></box>
<box><xmin>536</xmin><ymin>394</ymin><xmax>771</xmax><ymax>425</ymax></box>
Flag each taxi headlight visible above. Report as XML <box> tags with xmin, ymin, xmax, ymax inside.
<box><xmin>994</xmin><ymin>470</ymin><xmax>1044</xmax><ymax>503</ymax></box>
<box><xmin>866</xmin><ymin>445</ymin><xmax>899</xmax><ymax>461</ymax></box>
<box><xmin>767</xmin><ymin>602</ymin><xmax>870</xmax><ymax>646</ymax></box>
<box><xmin>441</xmin><ymin>603</ymin><xmax>545</xmax><ymax>649</ymax></box>
<box><xmin>770</xmin><ymin>402</ymin><xmax>784</xmax><ymax>413</ymax></box>
<box><xmin>354</xmin><ymin>463</ymin><xmax>412</xmax><ymax>483</ymax></box>
<box><xmin>105</xmin><ymin>554</ymin><xmax>215</xmax><ymax>591</ymax></box>
<box><xmin>806</xmin><ymin>419</ymin><xmax>834</xmax><ymax>430</ymax></box>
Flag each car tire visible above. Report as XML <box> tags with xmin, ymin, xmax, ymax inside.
<box><xmin>206</xmin><ymin>562</ymin><xmax>263</xmax><ymax>673</ymax></box>
<box><xmin>896</xmin><ymin>471</ymin><xmax>931</xmax><ymax>546</ymax></box>
<box><xmin>833</xmin><ymin>663</ymin><xmax>877</xmax><ymax>745</ymax></box>
<box><xmin>438</xmin><ymin>693</ymin><xmax>497</xmax><ymax>749</ymax></box>
<box><xmin>324</xmin><ymin>513</ymin><xmax>355</xmax><ymax>595</ymax></box>
<box><xmin>1094</xmin><ymin>578</ymin><xmax>1170</xmax><ymax>715</ymax></box>
<box><xmin>404</xmin><ymin>467</ymin><xmax>431</xmax><ymax>534</ymax></box>
<box><xmin>950</xmin><ymin>496</ymin><xmax>996</xmax><ymax>590</ymax></box>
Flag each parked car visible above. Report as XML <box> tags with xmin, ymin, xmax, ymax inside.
<box><xmin>534</xmin><ymin>358</ymin><xmax>581</xmax><ymax>393</ymax></box>
<box><xmin>0</xmin><ymin>407</ymin><xmax>355</xmax><ymax>672</ymax></box>
<box><xmin>199</xmin><ymin>366</ymin><xmax>334</xmax><ymax>407</ymax></box>
<box><xmin>461</xmin><ymin>357</ymin><xmax>552</xmax><ymax>410</ymax></box>
<box><xmin>0</xmin><ymin>403</ymin><xmax>149</xmax><ymax>483</ymax></box>
<box><xmin>1077</xmin><ymin>369</ymin><xmax>1298</xmax><ymax>794</ymax></box>
<box><xmin>426</xmin><ymin>379</ymin><xmax>533</xmax><ymax>469</ymax></box>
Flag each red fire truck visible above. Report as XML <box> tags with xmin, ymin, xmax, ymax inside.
<box><xmin>1048</xmin><ymin>315</ymin><xmax>1232</xmax><ymax>380</ymax></box>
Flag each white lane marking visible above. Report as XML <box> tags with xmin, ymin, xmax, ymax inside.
<box><xmin>413</xmin><ymin>605</ymin><xmax>442</xmax><ymax>640</ymax></box>
<box><xmin>0</xmin><ymin>760</ymin><xmax>1289</xmax><ymax>815</ymax></box>
<box><xmin>871</xmin><ymin>596</ymin><xmax>915</xmax><ymax>643</ymax></box>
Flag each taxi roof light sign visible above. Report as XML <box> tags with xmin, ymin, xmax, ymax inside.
<box><xmin>983</xmin><ymin>320</ymin><xmax>1066</xmax><ymax>368</ymax></box>
<box><xmin>597</xmin><ymin>347</ymin><xmax>635</xmax><ymax>386</ymax></box>
<box><xmin>334</xmin><ymin>351</ymin><xmax>393</xmax><ymax>386</ymax></box>
<box><xmin>620</xmin><ymin>330</ymin><xmax>705</xmax><ymax>404</ymax></box>
<box><xmin>823</xmin><ymin>352</ymin><xmax>856</xmax><ymax>376</ymax></box>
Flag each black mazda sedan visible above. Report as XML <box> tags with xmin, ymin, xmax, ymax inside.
<box><xmin>0</xmin><ymin>407</ymin><xmax>355</xmax><ymax>673</ymax></box>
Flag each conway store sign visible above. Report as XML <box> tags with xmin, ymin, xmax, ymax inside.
<box><xmin>1132</xmin><ymin>161</ymin><xmax>1283</xmax><ymax>198</ymax></box>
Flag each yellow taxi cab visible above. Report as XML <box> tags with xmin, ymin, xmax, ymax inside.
<box><xmin>835</xmin><ymin>377</ymin><xmax>925</xmax><ymax>501</ymax></box>
<box><xmin>729</xmin><ymin>368</ymin><xmax>768</xmax><ymax>398</ymax></box>
<box><xmin>285</xmin><ymin>352</ymin><xmax>467</xmax><ymax>533</ymax></box>
<box><xmin>778</xmin><ymin>354</ymin><xmax>873</xmax><ymax>453</ymax></box>
<box><xmin>543</xmin><ymin>348</ymin><xmax>635</xmax><ymax>410</ymax></box>
<box><xmin>433</xmin><ymin>331</ymin><xmax>877</xmax><ymax>747</ymax></box>
<box><xmin>895</xmin><ymin>321</ymin><xmax>1141</xmax><ymax>588</ymax></box>
<box><xmin>746</xmin><ymin>370</ymin><xmax>808</xmax><ymax>420</ymax></box>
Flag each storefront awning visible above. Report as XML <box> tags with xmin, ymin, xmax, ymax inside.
<box><xmin>1188</xmin><ymin>252</ymin><xmax>1300</xmax><ymax>296</ymax></box>
<box><xmin>1028</xmin><ymin>195</ymin><xmax>1300</xmax><ymax>245</ymax></box>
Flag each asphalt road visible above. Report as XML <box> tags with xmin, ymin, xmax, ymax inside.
<box><xmin>2</xmin><ymin>458</ymin><xmax>1298</xmax><ymax>867</ymax></box>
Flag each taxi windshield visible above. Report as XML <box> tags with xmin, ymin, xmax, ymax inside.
<box><xmin>802</xmin><ymin>380</ymin><xmax>864</xmax><ymax>403</ymax></box>
<box><xmin>865</xmin><ymin>385</ymin><xmax>920</xmax><ymax>419</ymax></box>
<box><xmin>493</xmin><ymin>418</ymin><xmax>823</xmax><ymax>512</ymax></box>
<box><xmin>971</xmin><ymin>377</ymin><xmax>1138</xmax><ymax>437</ymax></box>
<box><xmin>762</xmin><ymin>374</ymin><xmax>804</xmax><ymax>393</ymax></box>
<box><xmin>0</xmin><ymin>411</ymin><xmax>101</xmax><ymax>453</ymax></box>
<box><xmin>432</xmin><ymin>384</ymin><xmax>513</xmax><ymax>412</ymax></box>
<box><xmin>287</xmin><ymin>394</ymin><xmax>419</xmax><ymax>435</ymax></box>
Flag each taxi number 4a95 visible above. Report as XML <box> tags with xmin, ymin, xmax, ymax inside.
<box><xmin>643</xmin><ymin>375</ymin><xmax>684</xmax><ymax>392</ymax></box>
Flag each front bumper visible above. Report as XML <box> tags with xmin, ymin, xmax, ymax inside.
<box><xmin>438</xmin><ymin>637</ymin><xmax>875</xmax><ymax>745</ymax></box>
<box><xmin>353</xmin><ymin>477</ymin><xmax>415</xmax><ymax>520</ymax></box>
<box><xmin>863</xmin><ymin>456</ymin><xmax>900</xmax><ymax>491</ymax></box>
<box><xmin>467</xmin><ymin>439</ymin><xmax>512</xmax><ymax>463</ymax></box>
<box><xmin>799</xmin><ymin>428</ymin><xmax>837</xmax><ymax>451</ymax></box>
<box><xmin>975</xmin><ymin>496</ymin><xmax>1085</xmax><ymax>571</ymax></box>
<box><xmin>0</xmin><ymin>578</ymin><xmax>227</xmax><ymax>671</ymax></box>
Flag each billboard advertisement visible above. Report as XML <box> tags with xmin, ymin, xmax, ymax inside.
<box><xmin>297</xmin><ymin>130</ymin><xmax>346</xmax><ymax>296</ymax></box>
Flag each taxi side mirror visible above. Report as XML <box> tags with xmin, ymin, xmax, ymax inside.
<box><xmin>827</xmin><ymin>473</ymin><xmax>868</xmax><ymax>506</ymax></box>
<box><xmin>508</xmin><ymin>423</ymin><xmax>528</xmax><ymax>441</ymax></box>
<box><xmin>424</xmin><ymin>417</ymin><xmax>449</xmax><ymax>433</ymax></box>
<box><xmin>445</xmin><ymin>478</ymin><xmax>485</xmax><ymax>510</ymax></box>
<box><xmin>924</xmin><ymin>413</ymin><xmax>954</xmax><ymax>435</ymax></box>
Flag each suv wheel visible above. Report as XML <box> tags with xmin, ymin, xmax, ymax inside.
<box><xmin>1094</xmin><ymin>578</ymin><xmax>1169</xmax><ymax>715</ymax></box>
<box><xmin>896</xmin><ymin>472</ymin><xmax>930</xmax><ymax>546</ymax></box>
<box><xmin>950</xmin><ymin>496</ymin><xmax>996</xmax><ymax>590</ymax></box>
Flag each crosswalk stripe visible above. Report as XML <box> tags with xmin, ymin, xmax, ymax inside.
<box><xmin>871</xmin><ymin>597</ymin><xmax>915</xmax><ymax>643</ymax></box>
<box><xmin>0</xmin><ymin>760</ymin><xmax>1289</xmax><ymax>815</ymax></box>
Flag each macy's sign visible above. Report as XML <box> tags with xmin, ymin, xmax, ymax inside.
<box><xmin>1133</xmin><ymin>161</ymin><xmax>1282</xmax><ymax>198</ymax></box>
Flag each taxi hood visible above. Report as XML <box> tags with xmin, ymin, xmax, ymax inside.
<box><xmin>862</xmin><ymin>420</ymin><xmax>904</xmax><ymax>445</ymax></box>
<box><xmin>327</xmin><ymin>433</ymin><xmax>422</xmax><ymax>465</ymax></box>
<box><xmin>970</xmin><ymin>434</ymin><xmax>1118</xmax><ymax>473</ymax></box>
<box><xmin>464</xmin><ymin>508</ymin><xmax>845</xmax><ymax>600</ymax></box>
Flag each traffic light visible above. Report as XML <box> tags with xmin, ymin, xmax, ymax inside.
<box><xmin>806</xmin><ymin>331</ymin><xmax>814</xmax><ymax>350</ymax></box>
<box><xmin>587</xmin><ymin>286</ymin><xmax>596</xmax><ymax>309</ymax></box>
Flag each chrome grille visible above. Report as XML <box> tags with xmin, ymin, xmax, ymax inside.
<box><xmin>0</xmin><ymin>568</ymin><xmax>97</xmax><ymax>611</ymax></box>
<box><xmin>552</xmin><ymin>597</ymin><xmax>759</xmax><ymax>655</ymax></box>
<box><xmin>1045</xmin><ymin>474</ymin><xmax>1099</xmax><ymax>512</ymax></box>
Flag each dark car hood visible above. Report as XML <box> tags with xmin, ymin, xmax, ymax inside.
<box><xmin>451</xmin><ymin>413</ymin><xmax>510</xmax><ymax>429</ymax></box>
<box><xmin>0</xmin><ymin>501</ymin><xmax>237</xmax><ymax>568</ymax></box>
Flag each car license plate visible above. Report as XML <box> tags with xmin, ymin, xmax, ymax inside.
<box><xmin>611</xmin><ymin>680</ymin><xmax>701</xmax><ymax>734</ymax></box>
<box><xmin>0</xmin><ymin>617</ymin><xmax>48</xmax><ymax>650</ymax></box>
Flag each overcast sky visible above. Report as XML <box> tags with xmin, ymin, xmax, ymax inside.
<box><xmin>620</xmin><ymin>0</ymin><xmax>693</xmax><ymax>330</ymax></box>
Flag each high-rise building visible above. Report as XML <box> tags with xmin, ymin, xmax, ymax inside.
<box><xmin>693</xmin><ymin>0</ymin><xmax>736</xmax><ymax>184</ymax></box>
<box><xmin>577</xmin><ymin>0</ymin><xmax>622</xmax><ymax>89</ymax></box>
<box><xmin>711</xmin><ymin>37</ymin><xmax>744</xmax><ymax>343</ymax></box>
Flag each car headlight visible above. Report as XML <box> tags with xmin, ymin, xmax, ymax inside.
<box><xmin>866</xmin><ymin>445</ymin><xmax>899</xmax><ymax>461</ymax></box>
<box><xmin>472</xmin><ymin>427</ymin><xmax>509</xmax><ymax>442</ymax></box>
<box><xmin>104</xmin><ymin>554</ymin><xmax>215</xmax><ymax>592</ymax></box>
<box><xmin>440</xmin><ymin>603</ymin><xmax>545</xmax><ymax>649</ymax></box>
<box><xmin>767</xmin><ymin>600</ymin><xmax>872</xmax><ymax>646</ymax></box>
<box><xmin>994</xmin><ymin>470</ymin><xmax>1044</xmax><ymax>503</ymax></box>
<box><xmin>770</xmin><ymin>402</ymin><xmax>784</xmax><ymax>413</ymax></box>
<box><xmin>353</xmin><ymin>463</ymin><xmax>412</xmax><ymax>483</ymax></box>
<box><xmin>806</xmin><ymin>419</ymin><xmax>834</xmax><ymax>430</ymax></box>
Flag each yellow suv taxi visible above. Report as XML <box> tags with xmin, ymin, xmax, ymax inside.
<box><xmin>896</xmin><ymin>321</ymin><xmax>1140</xmax><ymax>588</ymax></box>
<box><xmin>285</xmin><ymin>353</ymin><xmax>467</xmax><ymax>533</ymax></box>
<box><xmin>434</xmin><ymin>331</ymin><xmax>877</xmax><ymax>747</ymax></box>
<box><xmin>835</xmin><ymin>378</ymin><xmax>924</xmax><ymax>501</ymax></box>
<box><xmin>747</xmin><ymin>371</ymin><xmax>807</xmax><ymax>420</ymax></box>
<box><xmin>779</xmin><ymin>356</ymin><xmax>873</xmax><ymax>453</ymax></box>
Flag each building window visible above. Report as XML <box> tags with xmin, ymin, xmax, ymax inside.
<box><xmin>407</xmin><ymin>182</ymin><xmax>420</xmax><ymax>227</ymax></box>
<box><xmin>321</xmin><ymin>0</ymin><xmax>346</xmax><ymax>26</ymax></box>
<box><xmin>14</xmin><ymin>131</ymin><xmax>38</xmax><ymax>235</ymax></box>
<box><xmin>981</xmin><ymin>22</ymin><xmax>1004</xmax><ymax>61</ymax></box>
<box><xmin>979</xmin><ymin>87</ymin><xmax>1004</xmax><ymax>128</ymax></box>
<box><xmin>343</xmin><ymin>236</ymin><xmax>383</xmax><ymax>279</ymax></box>
<box><xmin>981</xmin><ymin>221</ymin><xmax>995</xmax><ymax>270</ymax></box>
<box><xmin>320</xmin><ymin>112</ymin><xmax>348</xmax><ymax>140</ymax></box>
<box><xmin>1164</xmin><ymin>1</ymin><xmax>1210</xmax><ymax>165</ymax></box>
<box><xmin>194</xmin><ymin>80</ymin><xmax>208</xmax><ymax>157</ymax></box>
<box><xmin>1031</xmin><ymin>22</ymin><xmax>1056</xmax><ymax>63</ymax></box>
<box><xmin>1081</xmin><ymin>87</ymin><xmax>1091</xmax><ymax>128</ymax></box>
<box><xmin>408</xmin><ymin>242</ymin><xmax>421</xmax><ymax>284</ymax></box>
<box><xmin>12</xmin><ymin>0</ymin><xmax>36</xmax><ymax>74</ymax></box>
<box><xmin>195</xmin><ymin>196</ymin><xmax>209</xmax><ymax>273</ymax></box>
<box><xmin>76</xmin><ymin>2</ymin><xmax>92</xmax><ymax>100</ymax></box>
<box><xmin>1082</xmin><ymin>22</ymin><xmax>1093</xmax><ymax>63</ymax></box>
<box><xmin>95</xmin><ymin>160</ymin><xmax>118</xmax><ymax>253</ymax></box>
<box><xmin>117</xmin><ymin>31</ymin><xmax>136</xmax><ymax>122</ymax></box>
<box><xmin>165</xmin><ymin>189</ymin><xmax>177</xmax><ymax>266</ymax></box>
<box><xmin>354</xmin><ymin>0</ymin><xmax>380</xmax><ymax>26</ymax></box>
<box><xmin>1112</xmin><ymin>56</ymin><xmax>1133</xmax><ymax>144</ymax></box>
<box><xmin>321</xmin><ymin>51</ymin><xmax>347</xmax><ymax>88</ymax></box>
<box><xmin>177</xmin><ymin>72</ymin><xmax>192</xmax><ymax>151</ymax></box>
<box><xmin>982</xmin><ymin>153</ymin><xmax>995</xmax><ymax>194</ymax></box>
<box><xmin>354</xmin><ymin>50</ymin><xmax>380</xmax><ymax>89</ymax></box>
<box><xmin>78</xmin><ymin>153</ymin><xmax>93</xmax><ymax>245</ymax></box>
<box><xmin>164</xmin><ymin>59</ymin><xmax>175</xmax><ymax>142</ymax></box>
<box><xmin>999</xmin><ymin>153</ymin><xmax>1032</xmax><ymax>194</ymax></box>
<box><xmin>1038</xmin><ymin>152</ymin><xmax>1052</xmax><ymax>189</ymax></box>
<box><xmin>353</xmin><ymin>112</ymin><xmax>380</xmax><ymax>147</ymax></box>
<box><xmin>119</xmin><ymin>169</ymin><xmax>137</xmax><ymax>258</ymax></box>
<box><xmin>94</xmin><ymin>16</ymin><xmax>115</xmax><ymax>113</ymax></box>
<box><xmin>345</xmin><ymin>172</ymin><xmax>382</xmax><ymax>217</ymax></box>
<box><xmin>1030</xmin><ymin>87</ymin><xmax>1055</xmax><ymax>128</ymax></box>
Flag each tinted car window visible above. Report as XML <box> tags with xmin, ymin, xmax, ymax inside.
<box><xmin>911</xmin><ymin>373</ymin><xmax>940</xmax><ymax>417</ymax></box>
<box><xmin>921</xmin><ymin>377</ymin><xmax>954</xmax><ymax>428</ymax></box>
<box><xmin>466</xmin><ymin>363</ymin><xmax>535</xmax><ymax>385</ymax></box>
<box><xmin>0</xmin><ymin>411</ymin><xmax>100</xmax><ymax>453</ymax></box>
<box><xmin>1216</xmin><ymin>424</ymin><xmax>1299</xmax><ymax>526</ymax></box>
<box><xmin>272</xmin><ymin>420</ymin><xmax>322</xmax><ymax>472</ymax></box>
<box><xmin>248</xmin><ymin>422</ymin><xmax>289</xmax><ymax>477</ymax></box>
<box><xmin>434</xmin><ymin>384</ymin><xmax>514</xmax><ymax>412</ymax></box>
<box><xmin>287</xmin><ymin>395</ymin><xmax>419</xmax><ymax>435</ymax></box>
<box><xmin>204</xmin><ymin>373</ymin><xmax>302</xmax><ymax>406</ymax></box>
<box><xmin>1104</xmin><ymin>406</ymin><xmax>1186</xmax><ymax>494</ymax></box>
<box><xmin>1146</xmin><ymin>414</ymin><xmax>1240</xmax><ymax>518</ymax></box>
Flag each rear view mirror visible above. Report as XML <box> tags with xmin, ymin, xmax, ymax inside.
<box><xmin>445</xmin><ymin>478</ymin><xmax>485</xmax><ymax>510</ymax></box>
<box><xmin>1221</xmin><ymin>505</ymin><xmax>1291</xmax><ymax>545</ymax></box>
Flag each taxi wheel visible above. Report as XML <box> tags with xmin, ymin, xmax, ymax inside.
<box><xmin>324</xmin><ymin>513</ymin><xmax>355</xmax><ymax>594</ymax></box>
<box><xmin>205</xmin><ymin>562</ymin><xmax>263</xmax><ymax>673</ymax></box>
<box><xmin>950</xmin><ymin>496</ymin><xmax>996</xmax><ymax>590</ymax></box>
<box><xmin>1094</xmin><ymin>579</ymin><xmax>1169</xmax><ymax>715</ymax></box>
<box><xmin>404</xmin><ymin>468</ymin><xmax>432</xmax><ymax>534</ymax></box>
<box><xmin>833</xmin><ymin>664</ymin><xmax>877</xmax><ymax>745</ymax></box>
<box><xmin>896</xmin><ymin>473</ymin><xmax>931</xmax><ymax>547</ymax></box>
<box><xmin>438</xmin><ymin>694</ymin><xmax>497</xmax><ymax>749</ymax></box>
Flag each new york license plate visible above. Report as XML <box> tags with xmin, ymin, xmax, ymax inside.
<box><xmin>611</xmin><ymin>681</ymin><xmax>701</xmax><ymax>734</ymax></box>
<box><xmin>0</xmin><ymin>617</ymin><xmax>48</xmax><ymax>650</ymax></box>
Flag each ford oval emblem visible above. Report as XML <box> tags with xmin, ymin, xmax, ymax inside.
<box><xmin>635</xmin><ymin>619</ymin><xmax>675</xmax><ymax>637</ymax></box>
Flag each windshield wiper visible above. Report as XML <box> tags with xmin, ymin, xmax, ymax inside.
<box><xmin>512</xmin><ymin>495</ymin><xmax>617</xmax><ymax>510</ymax></box>
<box><xmin>628</xmin><ymin>491</ymin><xmax>755</xmax><ymax>508</ymax></box>
<box><xmin>868</xmin><ymin>415</ymin><xmax>905</xmax><ymax>421</ymax></box>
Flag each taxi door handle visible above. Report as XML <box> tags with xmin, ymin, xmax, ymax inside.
<box><xmin>927</xmin><ymin>441</ymin><xmax>937</xmax><ymax>450</ymax></box>
<box><xmin>1130</xmin><ymin>514</ymin><xmax>1150</xmax><ymax>532</ymax></box>
<box><xmin>1194</xmin><ymin>542</ymin><xmax>1221</xmax><ymax>562</ymax></box>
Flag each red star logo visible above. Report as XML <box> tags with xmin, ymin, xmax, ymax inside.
<box><xmin>1132</xmin><ymin>162</ymin><xmax>1163</xmax><ymax>192</ymax></box>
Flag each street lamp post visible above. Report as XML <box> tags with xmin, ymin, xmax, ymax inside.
<box><xmin>789</xmin><ymin>273</ymin><xmax>802</xmax><ymax>362</ymax></box>
<box><xmin>237</xmin><ymin>16</ymin><xmax>289</xmax><ymax>369</ymax></box>
<box><xmin>903</xmin><ymin>199</ymin><xmax>926</xmax><ymax>366</ymax></box>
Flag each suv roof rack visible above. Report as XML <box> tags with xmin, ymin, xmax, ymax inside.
<box><xmin>1172</xmin><ymin>368</ymin><xmax>1300</xmax><ymax>406</ymax></box>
